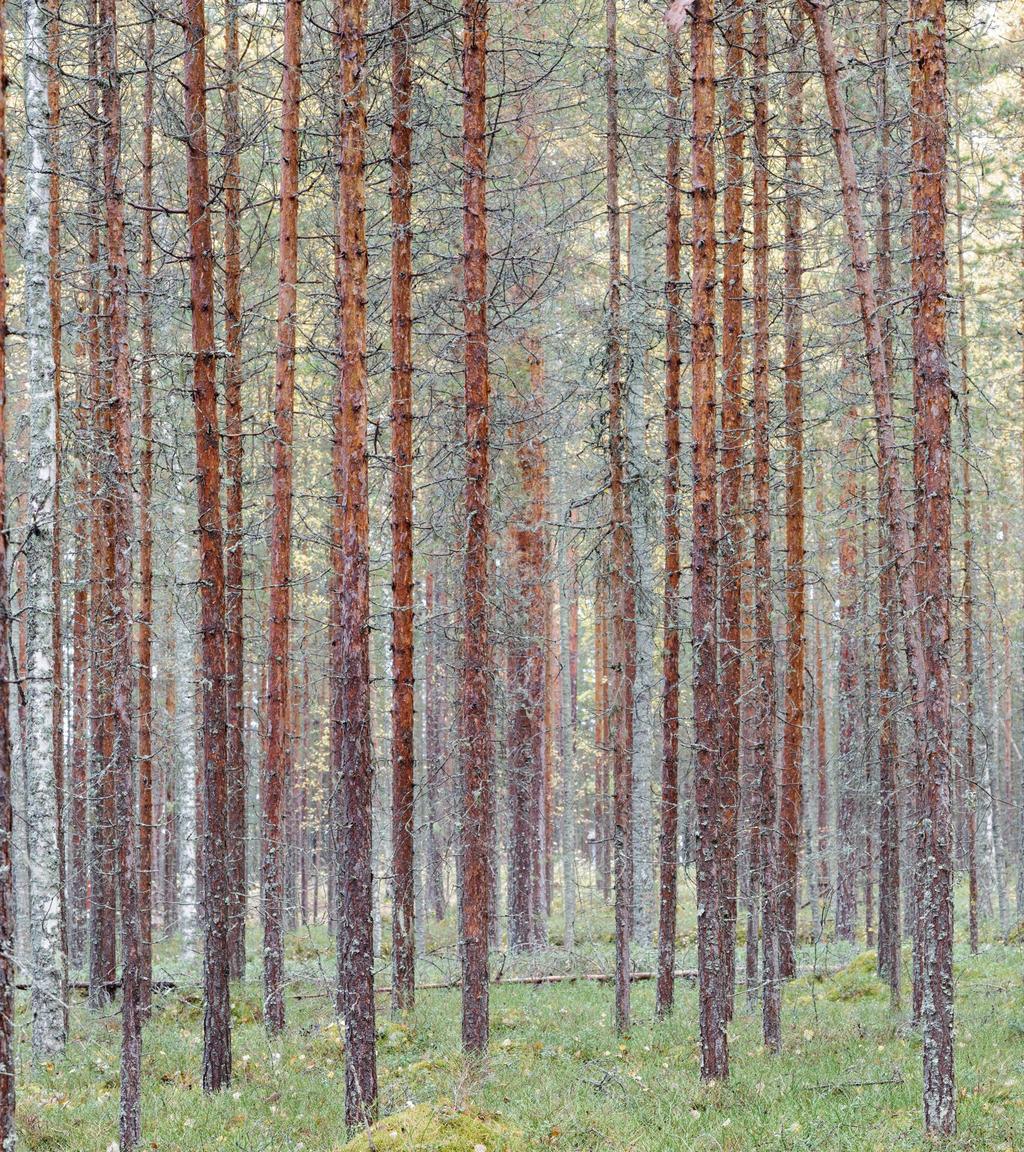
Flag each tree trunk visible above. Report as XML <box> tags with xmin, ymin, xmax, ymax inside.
<box><xmin>835</xmin><ymin>402</ymin><xmax>860</xmax><ymax>944</ymax></box>
<box><xmin>263</xmin><ymin>0</ymin><xmax>301</xmax><ymax>1037</ymax></box>
<box><xmin>334</xmin><ymin>0</ymin><xmax>377</xmax><ymax>1121</ymax></box>
<box><xmin>717</xmin><ymin>0</ymin><xmax>744</xmax><ymax>1022</ymax></box>
<box><xmin>0</xmin><ymin>7</ymin><xmax>15</xmax><ymax>1136</ymax></box>
<box><xmin>182</xmin><ymin>0</ymin><xmax>233</xmax><ymax>1089</ymax></box>
<box><xmin>458</xmin><ymin>0</ymin><xmax>492</xmax><ymax>1058</ymax></box>
<box><xmin>779</xmin><ymin>3</ymin><xmax>805</xmax><ymax>981</ymax></box>
<box><xmin>98</xmin><ymin>0</ymin><xmax>142</xmax><ymax>1136</ymax></box>
<box><xmin>389</xmin><ymin>0</ymin><xmax>415</xmax><ymax>1015</ymax></box>
<box><xmin>751</xmin><ymin>7</ymin><xmax>779</xmax><ymax>1053</ymax></box>
<box><xmin>690</xmin><ymin>0</ymin><xmax>727</xmax><ymax>1081</ymax></box>
<box><xmin>138</xmin><ymin>0</ymin><xmax>156</xmax><ymax>1016</ymax></box>
<box><xmin>605</xmin><ymin>0</ymin><xmax>635</xmax><ymax>1036</ymax></box>
<box><xmin>909</xmin><ymin>0</ymin><xmax>954</xmax><ymax>1132</ymax></box>
<box><xmin>656</xmin><ymin>25</ymin><xmax>682</xmax><ymax>1020</ymax></box>
<box><xmin>222</xmin><ymin>0</ymin><xmax>247</xmax><ymax>985</ymax></box>
<box><xmin>23</xmin><ymin>0</ymin><xmax>67</xmax><ymax>1061</ymax></box>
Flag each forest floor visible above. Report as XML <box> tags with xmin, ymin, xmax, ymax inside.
<box><xmin>14</xmin><ymin>889</ymin><xmax>1024</xmax><ymax>1151</ymax></box>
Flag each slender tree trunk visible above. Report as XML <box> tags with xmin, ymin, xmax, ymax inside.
<box><xmin>779</xmin><ymin>4</ymin><xmax>805</xmax><ymax>981</ymax></box>
<box><xmin>69</xmin><ymin>372</ymin><xmax>89</xmax><ymax>968</ymax></box>
<box><xmin>874</xmin><ymin>0</ymin><xmax>901</xmax><ymax>1007</ymax></box>
<box><xmin>835</xmin><ymin>402</ymin><xmax>860</xmax><ymax>944</ymax></box>
<box><xmin>656</xmin><ymin>25</ymin><xmax>682</xmax><ymax>1020</ymax></box>
<box><xmin>389</xmin><ymin>0</ymin><xmax>415</xmax><ymax>1015</ymax></box>
<box><xmin>606</xmin><ymin>0</ymin><xmax>635</xmax><ymax>1036</ymax></box>
<box><xmin>24</xmin><ymin>0</ymin><xmax>67</xmax><ymax>1061</ymax></box>
<box><xmin>98</xmin><ymin>0</ymin><xmax>142</xmax><ymax>1136</ymax></box>
<box><xmin>137</xmin><ymin>0</ymin><xmax>156</xmax><ymax>1016</ymax></box>
<box><xmin>263</xmin><ymin>0</ymin><xmax>301</xmax><ymax>1037</ymax></box>
<box><xmin>955</xmin><ymin>127</ymin><xmax>978</xmax><ymax>956</ymax></box>
<box><xmin>334</xmin><ymin>0</ymin><xmax>377</xmax><ymax>1120</ymax></box>
<box><xmin>458</xmin><ymin>0</ymin><xmax>492</xmax><ymax>1058</ymax></box>
<box><xmin>182</xmin><ymin>0</ymin><xmax>232</xmax><ymax>1089</ymax></box>
<box><xmin>751</xmin><ymin>8</ymin><xmax>779</xmax><ymax>1053</ymax></box>
<box><xmin>558</xmin><ymin>493</ymin><xmax>576</xmax><ymax>954</ymax></box>
<box><xmin>689</xmin><ymin>0</ymin><xmax>727</xmax><ymax>1081</ymax></box>
<box><xmin>909</xmin><ymin>0</ymin><xmax>954</xmax><ymax>1132</ymax></box>
<box><xmin>717</xmin><ymin>0</ymin><xmax>743</xmax><ymax>1022</ymax></box>
<box><xmin>222</xmin><ymin>0</ymin><xmax>247</xmax><ymax>985</ymax></box>
<box><xmin>47</xmin><ymin>0</ymin><xmax>65</xmax><ymax>999</ymax></box>
<box><xmin>0</xmin><ymin>8</ymin><xmax>15</xmax><ymax>1136</ymax></box>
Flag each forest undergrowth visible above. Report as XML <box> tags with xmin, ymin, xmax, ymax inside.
<box><xmin>13</xmin><ymin>882</ymin><xmax>1024</xmax><ymax>1152</ymax></box>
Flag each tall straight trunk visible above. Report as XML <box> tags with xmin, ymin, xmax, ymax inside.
<box><xmin>779</xmin><ymin>4</ymin><xmax>805</xmax><ymax>980</ymax></box>
<box><xmin>835</xmin><ymin>403</ymin><xmax>860</xmax><ymax>943</ymax></box>
<box><xmin>182</xmin><ymin>0</ymin><xmax>232</xmax><ymax>1090</ymax></box>
<box><xmin>874</xmin><ymin>0</ymin><xmax>900</xmax><ymax>1007</ymax></box>
<box><xmin>23</xmin><ymin>0</ymin><xmax>67</xmax><ymax>1061</ymax></box>
<box><xmin>263</xmin><ymin>0</ymin><xmax>301</xmax><ymax>1037</ymax></box>
<box><xmin>334</xmin><ymin>0</ymin><xmax>377</xmax><ymax>1121</ymax></box>
<box><xmin>955</xmin><ymin>129</ymin><xmax>978</xmax><ymax>955</ymax></box>
<box><xmin>138</xmin><ymin>0</ymin><xmax>156</xmax><ymax>1014</ymax></box>
<box><xmin>558</xmin><ymin>493</ymin><xmax>576</xmax><ymax>953</ymax></box>
<box><xmin>458</xmin><ymin>0</ymin><xmax>491</xmax><ymax>1057</ymax></box>
<box><xmin>606</xmin><ymin>0</ymin><xmax>635</xmax><ymax>1035</ymax></box>
<box><xmin>860</xmin><ymin>480</ymin><xmax>876</xmax><ymax>948</ymax></box>
<box><xmin>69</xmin><ymin>373</ymin><xmax>89</xmax><ymax>968</ymax></box>
<box><xmin>389</xmin><ymin>0</ymin><xmax>415</xmax><ymax>1015</ymax></box>
<box><xmin>656</xmin><ymin>25</ymin><xmax>682</xmax><ymax>1020</ymax></box>
<box><xmin>47</xmin><ymin>0</ymin><xmax>65</xmax><ymax>992</ymax></box>
<box><xmin>686</xmin><ymin>0</ymin><xmax>727</xmax><ymax>1081</ymax></box>
<box><xmin>813</xmin><ymin>549</ymin><xmax>829</xmax><ymax>909</ymax></box>
<box><xmin>85</xmin><ymin>33</ymin><xmax>116</xmax><ymax>1003</ymax></box>
<box><xmin>909</xmin><ymin>0</ymin><xmax>954</xmax><ymax>1132</ymax></box>
<box><xmin>751</xmin><ymin>8</ymin><xmax>779</xmax><ymax>1053</ymax></box>
<box><xmin>594</xmin><ymin>589</ymin><xmax>610</xmax><ymax>899</ymax></box>
<box><xmin>98</xmin><ymin>0</ymin><xmax>142</xmax><ymax>1137</ymax></box>
<box><xmin>717</xmin><ymin>0</ymin><xmax>743</xmax><ymax>1021</ymax></box>
<box><xmin>174</xmin><ymin>526</ymin><xmax>199</xmax><ymax>959</ymax></box>
<box><xmin>222</xmin><ymin>0</ymin><xmax>247</xmax><ymax>984</ymax></box>
<box><xmin>625</xmin><ymin>217</ymin><xmax>653</xmax><ymax>946</ymax></box>
<box><xmin>0</xmin><ymin>7</ymin><xmax>14</xmax><ymax>1137</ymax></box>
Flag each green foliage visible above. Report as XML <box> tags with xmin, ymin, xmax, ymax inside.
<box><xmin>340</xmin><ymin>1104</ymin><xmax>523</xmax><ymax>1152</ymax></box>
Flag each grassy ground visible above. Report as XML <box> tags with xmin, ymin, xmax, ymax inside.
<box><xmin>13</xmin><ymin>889</ymin><xmax>1024</xmax><ymax>1150</ymax></box>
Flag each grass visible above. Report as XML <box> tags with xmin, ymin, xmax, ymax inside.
<box><xmin>12</xmin><ymin>886</ymin><xmax>1024</xmax><ymax>1151</ymax></box>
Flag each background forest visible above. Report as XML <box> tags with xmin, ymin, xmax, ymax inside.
<box><xmin>0</xmin><ymin>0</ymin><xmax>1020</xmax><ymax>1148</ymax></box>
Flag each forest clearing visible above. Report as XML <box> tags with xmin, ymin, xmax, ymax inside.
<box><xmin>0</xmin><ymin>0</ymin><xmax>1021</xmax><ymax>1145</ymax></box>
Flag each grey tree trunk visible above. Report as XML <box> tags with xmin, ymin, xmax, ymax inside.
<box><xmin>23</xmin><ymin>0</ymin><xmax>67</xmax><ymax>1059</ymax></box>
<box><xmin>557</xmin><ymin>466</ymin><xmax>576</xmax><ymax>953</ymax></box>
<box><xmin>625</xmin><ymin>212</ymin><xmax>654</xmax><ymax>945</ymax></box>
<box><xmin>175</xmin><ymin>498</ymin><xmax>199</xmax><ymax>960</ymax></box>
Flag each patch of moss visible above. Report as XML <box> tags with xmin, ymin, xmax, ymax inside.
<box><xmin>340</xmin><ymin>1103</ymin><xmax>523</xmax><ymax>1151</ymax></box>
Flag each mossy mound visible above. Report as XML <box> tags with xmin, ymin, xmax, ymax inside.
<box><xmin>341</xmin><ymin>1103</ymin><xmax>522</xmax><ymax>1151</ymax></box>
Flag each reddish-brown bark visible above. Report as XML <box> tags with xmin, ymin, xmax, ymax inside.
<box><xmin>605</xmin><ymin>0</ymin><xmax>635</xmax><ymax>1036</ymax></box>
<box><xmin>222</xmin><ymin>0</ymin><xmax>247</xmax><ymax>984</ymax></box>
<box><xmin>909</xmin><ymin>0</ymin><xmax>954</xmax><ymax>1131</ymax></box>
<box><xmin>459</xmin><ymin>0</ymin><xmax>492</xmax><ymax>1058</ymax></box>
<box><xmin>263</xmin><ymin>0</ymin><xmax>301</xmax><ymax>1037</ymax></box>
<box><xmin>656</xmin><ymin>26</ymin><xmax>682</xmax><ymax>1020</ymax></box>
<box><xmin>717</xmin><ymin>0</ymin><xmax>744</xmax><ymax>1019</ymax></box>
<box><xmin>691</xmin><ymin>0</ymin><xmax>726</xmax><ymax>1081</ymax></box>
<box><xmin>334</xmin><ymin>0</ymin><xmax>377</xmax><ymax>1120</ymax></box>
<box><xmin>389</xmin><ymin>0</ymin><xmax>415</xmax><ymax>1014</ymax></box>
<box><xmin>98</xmin><ymin>0</ymin><xmax>142</xmax><ymax>1137</ymax></box>
<box><xmin>183</xmin><ymin>0</ymin><xmax>232</xmax><ymax>1090</ymax></box>
<box><xmin>779</xmin><ymin>4</ymin><xmax>805</xmax><ymax>981</ymax></box>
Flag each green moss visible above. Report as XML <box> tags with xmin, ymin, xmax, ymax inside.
<box><xmin>341</xmin><ymin>1104</ymin><xmax>522</xmax><ymax>1151</ymax></box>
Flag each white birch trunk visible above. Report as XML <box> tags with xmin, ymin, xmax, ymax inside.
<box><xmin>174</xmin><ymin>503</ymin><xmax>199</xmax><ymax>960</ymax></box>
<box><xmin>23</xmin><ymin>0</ymin><xmax>66</xmax><ymax>1059</ymax></box>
